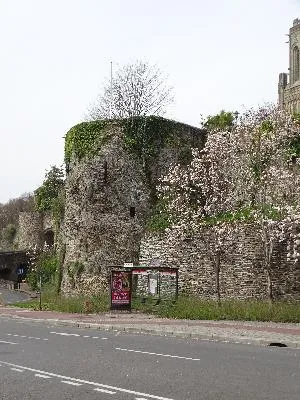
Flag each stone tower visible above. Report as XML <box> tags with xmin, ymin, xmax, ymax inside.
<box><xmin>60</xmin><ymin>117</ymin><xmax>205</xmax><ymax>296</ymax></box>
<box><xmin>278</xmin><ymin>18</ymin><xmax>300</xmax><ymax>113</ymax></box>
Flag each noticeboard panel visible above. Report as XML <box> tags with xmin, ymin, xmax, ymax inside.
<box><xmin>110</xmin><ymin>270</ymin><xmax>132</xmax><ymax>310</ymax></box>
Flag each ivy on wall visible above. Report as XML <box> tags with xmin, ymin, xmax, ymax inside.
<box><xmin>35</xmin><ymin>166</ymin><xmax>65</xmax><ymax>213</ymax></box>
<box><xmin>146</xmin><ymin>199</ymin><xmax>171</xmax><ymax>233</ymax></box>
<box><xmin>122</xmin><ymin>116</ymin><xmax>178</xmax><ymax>160</ymax></box>
<box><xmin>64</xmin><ymin>116</ymin><xmax>180</xmax><ymax>165</ymax></box>
<box><xmin>1</xmin><ymin>223</ymin><xmax>17</xmax><ymax>249</ymax></box>
<box><xmin>64</xmin><ymin>120</ymin><xmax>109</xmax><ymax>164</ymax></box>
<box><xmin>63</xmin><ymin>116</ymin><xmax>202</xmax><ymax>233</ymax></box>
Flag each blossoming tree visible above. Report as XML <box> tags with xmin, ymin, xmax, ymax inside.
<box><xmin>159</xmin><ymin>106</ymin><xmax>300</xmax><ymax>301</ymax></box>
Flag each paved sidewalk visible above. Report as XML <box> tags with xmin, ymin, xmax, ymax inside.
<box><xmin>1</xmin><ymin>306</ymin><xmax>300</xmax><ymax>348</ymax></box>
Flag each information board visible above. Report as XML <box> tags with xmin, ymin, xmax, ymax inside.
<box><xmin>110</xmin><ymin>270</ymin><xmax>132</xmax><ymax>310</ymax></box>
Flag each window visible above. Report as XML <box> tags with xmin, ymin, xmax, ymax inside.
<box><xmin>130</xmin><ymin>206</ymin><xmax>136</xmax><ymax>218</ymax></box>
<box><xmin>44</xmin><ymin>230</ymin><xmax>54</xmax><ymax>248</ymax></box>
<box><xmin>293</xmin><ymin>46</ymin><xmax>299</xmax><ymax>83</ymax></box>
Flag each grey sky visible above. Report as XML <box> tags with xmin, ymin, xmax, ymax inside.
<box><xmin>0</xmin><ymin>0</ymin><xmax>299</xmax><ymax>203</ymax></box>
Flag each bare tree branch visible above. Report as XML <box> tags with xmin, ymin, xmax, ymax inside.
<box><xmin>87</xmin><ymin>61</ymin><xmax>174</xmax><ymax>120</ymax></box>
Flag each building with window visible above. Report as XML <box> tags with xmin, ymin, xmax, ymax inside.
<box><xmin>278</xmin><ymin>18</ymin><xmax>300</xmax><ymax>113</ymax></box>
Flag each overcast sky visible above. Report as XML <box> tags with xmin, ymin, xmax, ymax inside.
<box><xmin>0</xmin><ymin>0</ymin><xmax>299</xmax><ymax>203</ymax></box>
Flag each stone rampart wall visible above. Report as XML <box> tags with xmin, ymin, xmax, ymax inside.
<box><xmin>61</xmin><ymin>129</ymin><xmax>151</xmax><ymax>296</ymax></box>
<box><xmin>17</xmin><ymin>212</ymin><xmax>44</xmax><ymax>250</ymax></box>
<box><xmin>16</xmin><ymin>212</ymin><xmax>54</xmax><ymax>251</ymax></box>
<box><xmin>60</xmin><ymin>120</ymin><xmax>205</xmax><ymax>296</ymax></box>
<box><xmin>139</xmin><ymin>225</ymin><xmax>300</xmax><ymax>301</ymax></box>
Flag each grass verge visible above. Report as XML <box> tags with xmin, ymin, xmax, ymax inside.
<box><xmin>12</xmin><ymin>293</ymin><xmax>300</xmax><ymax>323</ymax></box>
<box><xmin>13</xmin><ymin>288</ymin><xmax>109</xmax><ymax>314</ymax></box>
<box><xmin>134</xmin><ymin>297</ymin><xmax>300</xmax><ymax>323</ymax></box>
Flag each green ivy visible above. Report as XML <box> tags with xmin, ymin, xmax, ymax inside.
<box><xmin>146</xmin><ymin>199</ymin><xmax>171</xmax><ymax>233</ymax></box>
<box><xmin>122</xmin><ymin>115</ymin><xmax>178</xmax><ymax>160</ymax></box>
<box><xmin>259</xmin><ymin>120</ymin><xmax>273</xmax><ymax>134</ymax></box>
<box><xmin>199</xmin><ymin>205</ymin><xmax>282</xmax><ymax>227</ymax></box>
<box><xmin>158</xmin><ymin>205</ymin><xmax>283</xmax><ymax>232</ymax></box>
<box><xmin>64</xmin><ymin>116</ymin><xmax>184</xmax><ymax>165</ymax></box>
<box><xmin>292</xmin><ymin>112</ymin><xmax>300</xmax><ymax>124</ymax></box>
<box><xmin>64</xmin><ymin>120</ymin><xmax>109</xmax><ymax>164</ymax></box>
<box><xmin>51</xmin><ymin>190</ymin><xmax>65</xmax><ymax>230</ymax></box>
<box><xmin>35</xmin><ymin>166</ymin><xmax>64</xmax><ymax>212</ymax></box>
<box><xmin>288</xmin><ymin>135</ymin><xmax>300</xmax><ymax>159</ymax></box>
<box><xmin>2</xmin><ymin>224</ymin><xmax>17</xmax><ymax>244</ymax></box>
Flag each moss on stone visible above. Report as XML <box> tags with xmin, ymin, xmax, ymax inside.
<box><xmin>122</xmin><ymin>115</ymin><xmax>179</xmax><ymax>160</ymax></box>
<box><xmin>64</xmin><ymin>120</ymin><xmax>109</xmax><ymax>164</ymax></box>
<box><xmin>64</xmin><ymin>116</ymin><xmax>180</xmax><ymax>165</ymax></box>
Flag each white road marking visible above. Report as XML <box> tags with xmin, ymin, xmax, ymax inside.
<box><xmin>0</xmin><ymin>340</ymin><xmax>18</xmax><ymax>345</ymax></box>
<box><xmin>35</xmin><ymin>374</ymin><xmax>52</xmax><ymax>379</ymax></box>
<box><xmin>62</xmin><ymin>381</ymin><xmax>82</xmax><ymax>386</ymax></box>
<box><xmin>11</xmin><ymin>368</ymin><xmax>23</xmax><ymax>372</ymax></box>
<box><xmin>0</xmin><ymin>361</ymin><xmax>175</xmax><ymax>400</ymax></box>
<box><xmin>50</xmin><ymin>331</ymin><xmax>108</xmax><ymax>340</ymax></box>
<box><xmin>94</xmin><ymin>388</ymin><xmax>116</xmax><ymax>394</ymax></box>
<box><xmin>7</xmin><ymin>334</ymin><xmax>44</xmax><ymax>341</ymax></box>
<box><xmin>115</xmin><ymin>347</ymin><xmax>200</xmax><ymax>361</ymax></box>
<box><xmin>50</xmin><ymin>332</ymin><xmax>80</xmax><ymax>337</ymax></box>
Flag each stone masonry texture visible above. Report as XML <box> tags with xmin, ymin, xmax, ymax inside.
<box><xmin>61</xmin><ymin>119</ymin><xmax>205</xmax><ymax>296</ymax></box>
<box><xmin>139</xmin><ymin>225</ymin><xmax>300</xmax><ymax>301</ymax></box>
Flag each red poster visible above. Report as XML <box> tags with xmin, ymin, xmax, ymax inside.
<box><xmin>111</xmin><ymin>271</ymin><xmax>132</xmax><ymax>306</ymax></box>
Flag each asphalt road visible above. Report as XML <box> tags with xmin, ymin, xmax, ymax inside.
<box><xmin>0</xmin><ymin>287</ymin><xmax>31</xmax><ymax>304</ymax></box>
<box><xmin>0</xmin><ymin>317</ymin><xmax>299</xmax><ymax>400</ymax></box>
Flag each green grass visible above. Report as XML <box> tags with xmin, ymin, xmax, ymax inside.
<box><xmin>137</xmin><ymin>297</ymin><xmax>300</xmax><ymax>323</ymax></box>
<box><xmin>12</xmin><ymin>293</ymin><xmax>300</xmax><ymax>323</ymax></box>
<box><xmin>13</xmin><ymin>288</ymin><xmax>109</xmax><ymax>314</ymax></box>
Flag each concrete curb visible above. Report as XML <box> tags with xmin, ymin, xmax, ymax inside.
<box><xmin>1</xmin><ymin>312</ymin><xmax>300</xmax><ymax>349</ymax></box>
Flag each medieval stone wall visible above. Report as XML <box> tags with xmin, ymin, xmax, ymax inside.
<box><xmin>139</xmin><ymin>225</ymin><xmax>300</xmax><ymax>301</ymax></box>
<box><xmin>61</xmin><ymin>127</ymin><xmax>151</xmax><ymax>295</ymax></box>
<box><xmin>17</xmin><ymin>212</ymin><xmax>44</xmax><ymax>250</ymax></box>
<box><xmin>16</xmin><ymin>211</ymin><xmax>54</xmax><ymax>250</ymax></box>
<box><xmin>60</xmin><ymin>119</ymin><xmax>205</xmax><ymax>296</ymax></box>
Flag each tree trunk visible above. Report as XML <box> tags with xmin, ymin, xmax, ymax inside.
<box><xmin>56</xmin><ymin>243</ymin><xmax>66</xmax><ymax>294</ymax></box>
<box><xmin>264</xmin><ymin>238</ymin><xmax>274</xmax><ymax>303</ymax></box>
<box><xmin>266</xmin><ymin>268</ymin><xmax>273</xmax><ymax>303</ymax></box>
<box><xmin>214</xmin><ymin>251</ymin><xmax>221</xmax><ymax>306</ymax></box>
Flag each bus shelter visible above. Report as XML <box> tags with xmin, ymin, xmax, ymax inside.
<box><xmin>110</xmin><ymin>262</ymin><xmax>179</xmax><ymax>310</ymax></box>
<box><xmin>131</xmin><ymin>266</ymin><xmax>178</xmax><ymax>302</ymax></box>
